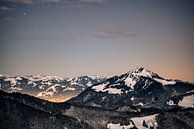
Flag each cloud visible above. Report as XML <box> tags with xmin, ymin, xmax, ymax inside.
<box><xmin>1</xmin><ymin>0</ymin><xmax>61</xmax><ymax>4</ymax></box>
<box><xmin>0</xmin><ymin>0</ymin><xmax>109</xmax><ymax>8</ymax></box>
<box><xmin>1</xmin><ymin>0</ymin><xmax>107</xmax><ymax>4</ymax></box>
<box><xmin>36</xmin><ymin>0</ymin><xmax>60</xmax><ymax>3</ymax></box>
<box><xmin>2</xmin><ymin>0</ymin><xmax>34</xmax><ymax>4</ymax></box>
<box><xmin>92</xmin><ymin>29</ymin><xmax>137</xmax><ymax>39</ymax></box>
<box><xmin>79</xmin><ymin>0</ymin><xmax>107</xmax><ymax>4</ymax></box>
<box><xmin>0</xmin><ymin>6</ymin><xmax>16</xmax><ymax>11</ymax></box>
<box><xmin>8</xmin><ymin>35</ymin><xmax>78</xmax><ymax>42</ymax></box>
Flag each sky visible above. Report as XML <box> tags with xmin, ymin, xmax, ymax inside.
<box><xmin>0</xmin><ymin>0</ymin><xmax>193</xmax><ymax>81</ymax></box>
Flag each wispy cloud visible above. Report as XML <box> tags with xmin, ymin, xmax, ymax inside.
<box><xmin>2</xmin><ymin>0</ymin><xmax>34</xmax><ymax>4</ymax></box>
<box><xmin>0</xmin><ymin>6</ymin><xmax>16</xmax><ymax>11</ymax></box>
<box><xmin>1</xmin><ymin>0</ymin><xmax>62</xmax><ymax>4</ymax></box>
<box><xmin>7</xmin><ymin>35</ymin><xmax>78</xmax><ymax>42</ymax></box>
<box><xmin>36</xmin><ymin>0</ymin><xmax>60</xmax><ymax>3</ymax></box>
<box><xmin>0</xmin><ymin>0</ymin><xmax>109</xmax><ymax>12</ymax></box>
<box><xmin>79</xmin><ymin>0</ymin><xmax>107</xmax><ymax>4</ymax></box>
<box><xmin>1</xmin><ymin>0</ymin><xmax>107</xmax><ymax>4</ymax></box>
<box><xmin>92</xmin><ymin>29</ymin><xmax>137</xmax><ymax>39</ymax></box>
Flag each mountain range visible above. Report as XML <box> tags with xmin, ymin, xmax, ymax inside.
<box><xmin>0</xmin><ymin>74</ymin><xmax>106</xmax><ymax>102</ymax></box>
<box><xmin>0</xmin><ymin>67</ymin><xmax>194</xmax><ymax>129</ymax></box>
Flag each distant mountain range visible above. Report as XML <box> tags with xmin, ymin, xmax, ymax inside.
<box><xmin>0</xmin><ymin>74</ymin><xmax>106</xmax><ymax>102</ymax></box>
<box><xmin>0</xmin><ymin>67</ymin><xmax>194</xmax><ymax>129</ymax></box>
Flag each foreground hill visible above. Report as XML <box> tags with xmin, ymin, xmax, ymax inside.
<box><xmin>1</xmin><ymin>90</ymin><xmax>194</xmax><ymax>129</ymax></box>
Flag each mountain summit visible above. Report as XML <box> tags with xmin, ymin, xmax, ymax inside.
<box><xmin>68</xmin><ymin>68</ymin><xmax>194</xmax><ymax>110</ymax></box>
<box><xmin>91</xmin><ymin>67</ymin><xmax>176</xmax><ymax>94</ymax></box>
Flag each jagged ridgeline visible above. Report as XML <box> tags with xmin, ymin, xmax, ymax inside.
<box><xmin>0</xmin><ymin>74</ymin><xmax>106</xmax><ymax>102</ymax></box>
<box><xmin>68</xmin><ymin>68</ymin><xmax>194</xmax><ymax>110</ymax></box>
<box><xmin>0</xmin><ymin>68</ymin><xmax>194</xmax><ymax>129</ymax></box>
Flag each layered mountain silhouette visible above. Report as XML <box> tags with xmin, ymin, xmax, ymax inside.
<box><xmin>0</xmin><ymin>67</ymin><xmax>194</xmax><ymax>129</ymax></box>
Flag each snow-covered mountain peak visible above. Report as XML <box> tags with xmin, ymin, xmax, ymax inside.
<box><xmin>92</xmin><ymin>67</ymin><xmax>177</xmax><ymax>94</ymax></box>
<box><xmin>127</xmin><ymin>67</ymin><xmax>159</xmax><ymax>79</ymax></box>
<box><xmin>126</xmin><ymin>67</ymin><xmax>176</xmax><ymax>86</ymax></box>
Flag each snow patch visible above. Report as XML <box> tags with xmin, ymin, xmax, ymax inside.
<box><xmin>92</xmin><ymin>81</ymin><xmax>108</xmax><ymax>92</ymax></box>
<box><xmin>9</xmin><ymin>87</ymin><xmax>23</xmax><ymax>92</ymax></box>
<box><xmin>87</xmin><ymin>81</ymin><xmax>92</xmax><ymax>86</ymax></box>
<box><xmin>178</xmin><ymin>95</ymin><xmax>194</xmax><ymax>108</ymax></box>
<box><xmin>63</xmin><ymin>87</ymin><xmax>76</xmax><ymax>91</ymax></box>
<box><xmin>136</xmin><ymin>102</ymin><xmax>144</xmax><ymax>106</ymax></box>
<box><xmin>106</xmin><ymin>88</ymin><xmax>122</xmax><ymax>94</ymax></box>
<box><xmin>27</xmin><ymin>81</ymin><xmax>35</xmax><ymax>86</ymax></box>
<box><xmin>5</xmin><ymin>78</ymin><xmax>17</xmax><ymax>86</ymax></box>
<box><xmin>131</xmin><ymin>114</ymin><xmax>158</xmax><ymax>129</ymax></box>
<box><xmin>108</xmin><ymin>114</ymin><xmax>158</xmax><ymax>129</ymax></box>
<box><xmin>37</xmin><ymin>84</ymin><xmax>61</xmax><ymax>97</ymax></box>
<box><xmin>131</xmin><ymin>96</ymin><xmax>135</xmax><ymax>101</ymax></box>
<box><xmin>154</xmin><ymin>78</ymin><xmax>176</xmax><ymax>85</ymax></box>
<box><xmin>15</xmin><ymin>77</ymin><xmax>22</xmax><ymax>80</ymax></box>
<box><xmin>124</xmin><ymin>76</ymin><xmax>136</xmax><ymax>89</ymax></box>
<box><xmin>131</xmin><ymin>68</ymin><xmax>154</xmax><ymax>78</ymax></box>
<box><xmin>92</xmin><ymin>82</ymin><xmax>122</xmax><ymax>94</ymax></box>
<box><xmin>167</xmin><ymin>100</ymin><xmax>176</xmax><ymax>106</ymax></box>
<box><xmin>107</xmin><ymin>122</ymin><xmax>133</xmax><ymax>129</ymax></box>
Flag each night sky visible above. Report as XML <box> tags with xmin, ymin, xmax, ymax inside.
<box><xmin>0</xmin><ymin>0</ymin><xmax>194</xmax><ymax>81</ymax></box>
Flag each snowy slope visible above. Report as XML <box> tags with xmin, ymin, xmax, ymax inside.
<box><xmin>92</xmin><ymin>67</ymin><xmax>176</xmax><ymax>94</ymax></box>
<box><xmin>107</xmin><ymin>114</ymin><xmax>158</xmax><ymax>129</ymax></box>
<box><xmin>0</xmin><ymin>74</ymin><xmax>106</xmax><ymax>102</ymax></box>
<box><xmin>68</xmin><ymin>67</ymin><xmax>194</xmax><ymax>110</ymax></box>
